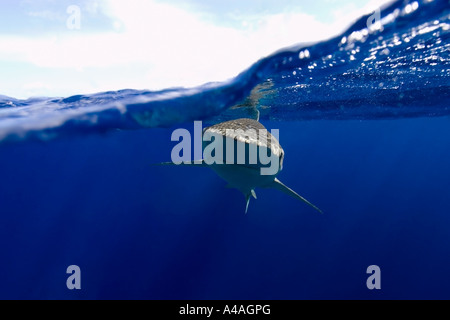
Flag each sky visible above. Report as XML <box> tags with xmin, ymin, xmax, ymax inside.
<box><xmin>0</xmin><ymin>0</ymin><xmax>391</xmax><ymax>98</ymax></box>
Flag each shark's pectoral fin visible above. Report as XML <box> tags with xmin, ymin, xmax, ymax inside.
<box><xmin>153</xmin><ymin>160</ymin><xmax>206</xmax><ymax>166</ymax></box>
<box><xmin>271</xmin><ymin>178</ymin><xmax>323</xmax><ymax>214</ymax></box>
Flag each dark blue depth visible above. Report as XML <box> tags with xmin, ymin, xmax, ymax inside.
<box><xmin>1</xmin><ymin>118</ymin><xmax>450</xmax><ymax>299</ymax></box>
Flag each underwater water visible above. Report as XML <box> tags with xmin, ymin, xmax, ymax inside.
<box><xmin>0</xmin><ymin>0</ymin><xmax>449</xmax><ymax>299</ymax></box>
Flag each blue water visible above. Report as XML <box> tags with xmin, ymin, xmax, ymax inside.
<box><xmin>0</xmin><ymin>0</ymin><xmax>449</xmax><ymax>299</ymax></box>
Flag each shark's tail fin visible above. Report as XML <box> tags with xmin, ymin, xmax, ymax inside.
<box><xmin>271</xmin><ymin>178</ymin><xmax>323</xmax><ymax>214</ymax></box>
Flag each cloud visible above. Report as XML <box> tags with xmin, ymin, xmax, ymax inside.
<box><xmin>0</xmin><ymin>0</ymin><xmax>392</xmax><ymax>98</ymax></box>
<box><xmin>26</xmin><ymin>10</ymin><xmax>65</xmax><ymax>21</ymax></box>
<box><xmin>330</xmin><ymin>0</ymin><xmax>395</xmax><ymax>29</ymax></box>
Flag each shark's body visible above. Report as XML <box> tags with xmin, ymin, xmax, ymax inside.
<box><xmin>164</xmin><ymin>118</ymin><xmax>322</xmax><ymax>214</ymax></box>
<box><xmin>202</xmin><ymin>118</ymin><xmax>322</xmax><ymax>214</ymax></box>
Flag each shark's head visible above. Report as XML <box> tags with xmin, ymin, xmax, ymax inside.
<box><xmin>202</xmin><ymin>118</ymin><xmax>284</xmax><ymax>177</ymax></box>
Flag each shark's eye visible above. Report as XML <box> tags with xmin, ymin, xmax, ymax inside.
<box><xmin>280</xmin><ymin>151</ymin><xmax>284</xmax><ymax>170</ymax></box>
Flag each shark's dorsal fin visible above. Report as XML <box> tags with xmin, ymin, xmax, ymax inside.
<box><xmin>271</xmin><ymin>178</ymin><xmax>323</xmax><ymax>214</ymax></box>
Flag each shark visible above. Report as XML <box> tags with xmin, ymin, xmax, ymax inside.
<box><xmin>163</xmin><ymin>118</ymin><xmax>322</xmax><ymax>214</ymax></box>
